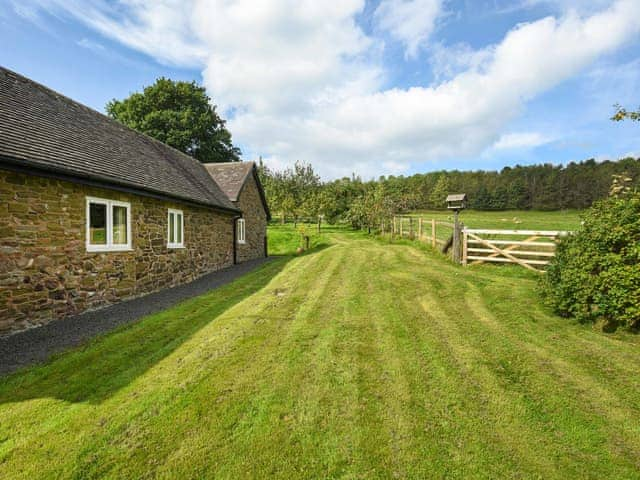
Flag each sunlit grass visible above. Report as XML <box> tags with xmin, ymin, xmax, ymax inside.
<box><xmin>0</xmin><ymin>228</ymin><xmax>638</xmax><ymax>479</ymax></box>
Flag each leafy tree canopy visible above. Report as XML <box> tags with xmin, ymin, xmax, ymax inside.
<box><xmin>612</xmin><ymin>104</ymin><xmax>640</xmax><ymax>122</ymax></box>
<box><xmin>106</xmin><ymin>77</ymin><xmax>240</xmax><ymax>163</ymax></box>
<box><xmin>542</xmin><ymin>180</ymin><xmax>640</xmax><ymax>331</ymax></box>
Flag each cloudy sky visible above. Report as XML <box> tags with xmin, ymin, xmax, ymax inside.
<box><xmin>2</xmin><ymin>0</ymin><xmax>639</xmax><ymax>179</ymax></box>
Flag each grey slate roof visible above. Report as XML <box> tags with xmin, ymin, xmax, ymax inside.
<box><xmin>205</xmin><ymin>162</ymin><xmax>271</xmax><ymax>220</ymax></box>
<box><xmin>0</xmin><ymin>66</ymin><xmax>238</xmax><ymax>213</ymax></box>
<box><xmin>204</xmin><ymin>162</ymin><xmax>254</xmax><ymax>201</ymax></box>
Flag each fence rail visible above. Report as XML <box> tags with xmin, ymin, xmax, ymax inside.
<box><xmin>388</xmin><ymin>216</ymin><xmax>455</xmax><ymax>249</ymax></box>
<box><xmin>462</xmin><ymin>229</ymin><xmax>567</xmax><ymax>273</ymax></box>
<box><xmin>384</xmin><ymin>217</ymin><xmax>569</xmax><ymax>273</ymax></box>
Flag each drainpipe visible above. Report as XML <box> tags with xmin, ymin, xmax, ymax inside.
<box><xmin>232</xmin><ymin>216</ymin><xmax>240</xmax><ymax>265</ymax></box>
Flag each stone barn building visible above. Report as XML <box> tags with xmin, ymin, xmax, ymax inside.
<box><xmin>205</xmin><ymin>162</ymin><xmax>271</xmax><ymax>263</ymax></box>
<box><xmin>0</xmin><ymin>67</ymin><xmax>268</xmax><ymax>334</ymax></box>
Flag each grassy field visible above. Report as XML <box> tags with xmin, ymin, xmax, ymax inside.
<box><xmin>410</xmin><ymin>209</ymin><xmax>583</xmax><ymax>231</ymax></box>
<box><xmin>1</xmin><ymin>227</ymin><xmax>639</xmax><ymax>479</ymax></box>
<box><xmin>267</xmin><ymin>222</ymin><xmax>330</xmax><ymax>255</ymax></box>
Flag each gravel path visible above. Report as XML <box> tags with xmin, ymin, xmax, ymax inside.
<box><xmin>0</xmin><ymin>257</ymin><xmax>272</xmax><ymax>376</ymax></box>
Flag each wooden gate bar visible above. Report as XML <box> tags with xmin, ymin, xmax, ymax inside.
<box><xmin>466</xmin><ymin>232</ymin><xmax>541</xmax><ymax>273</ymax></box>
<box><xmin>467</xmin><ymin>248</ymin><xmax>556</xmax><ymax>257</ymax></box>
<box><xmin>466</xmin><ymin>256</ymin><xmax>550</xmax><ymax>265</ymax></box>
<box><xmin>467</xmin><ymin>239</ymin><xmax>556</xmax><ymax>248</ymax></box>
<box><xmin>464</xmin><ymin>229</ymin><xmax>566</xmax><ymax>236</ymax></box>
<box><xmin>470</xmin><ymin>234</ymin><xmax>539</xmax><ymax>265</ymax></box>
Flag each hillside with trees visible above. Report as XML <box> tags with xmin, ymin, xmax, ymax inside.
<box><xmin>259</xmin><ymin>157</ymin><xmax>640</xmax><ymax>225</ymax></box>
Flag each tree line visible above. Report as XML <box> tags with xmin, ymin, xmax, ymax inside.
<box><xmin>258</xmin><ymin>157</ymin><xmax>640</xmax><ymax>227</ymax></box>
<box><xmin>103</xmin><ymin>78</ymin><xmax>638</xmax><ymax>229</ymax></box>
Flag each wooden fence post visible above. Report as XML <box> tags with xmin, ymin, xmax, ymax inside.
<box><xmin>452</xmin><ymin>212</ymin><xmax>461</xmax><ymax>264</ymax></box>
<box><xmin>400</xmin><ymin>217</ymin><xmax>404</xmax><ymax>237</ymax></box>
<box><xmin>409</xmin><ymin>217</ymin><xmax>413</xmax><ymax>239</ymax></box>
<box><xmin>462</xmin><ymin>227</ymin><xmax>468</xmax><ymax>266</ymax></box>
<box><xmin>431</xmin><ymin>219</ymin><xmax>436</xmax><ymax>248</ymax></box>
<box><xmin>418</xmin><ymin>218</ymin><xmax>423</xmax><ymax>240</ymax></box>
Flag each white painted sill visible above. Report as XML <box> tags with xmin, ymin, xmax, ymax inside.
<box><xmin>86</xmin><ymin>246</ymin><xmax>134</xmax><ymax>253</ymax></box>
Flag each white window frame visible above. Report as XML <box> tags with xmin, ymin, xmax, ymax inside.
<box><xmin>237</xmin><ymin>218</ymin><xmax>246</xmax><ymax>244</ymax></box>
<box><xmin>167</xmin><ymin>208</ymin><xmax>185</xmax><ymax>248</ymax></box>
<box><xmin>85</xmin><ymin>196</ymin><xmax>132</xmax><ymax>252</ymax></box>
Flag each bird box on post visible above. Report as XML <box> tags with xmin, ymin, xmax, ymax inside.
<box><xmin>446</xmin><ymin>193</ymin><xmax>467</xmax><ymax>212</ymax></box>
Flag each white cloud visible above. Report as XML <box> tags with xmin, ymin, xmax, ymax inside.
<box><xmin>190</xmin><ymin>0</ymin><xmax>381</xmax><ymax>115</ymax></box>
<box><xmin>491</xmin><ymin>132</ymin><xmax>553</xmax><ymax>151</ymax></box>
<box><xmin>77</xmin><ymin>37</ymin><xmax>105</xmax><ymax>53</ymax></box>
<box><xmin>519</xmin><ymin>0</ymin><xmax>615</xmax><ymax>14</ymax></box>
<box><xmin>14</xmin><ymin>0</ymin><xmax>640</xmax><ymax>179</ymax></box>
<box><xmin>374</xmin><ymin>0</ymin><xmax>443</xmax><ymax>59</ymax></box>
<box><xmin>428</xmin><ymin>41</ymin><xmax>493</xmax><ymax>81</ymax></box>
<box><xmin>14</xmin><ymin>0</ymin><xmax>207</xmax><ymax>67</ymax></box>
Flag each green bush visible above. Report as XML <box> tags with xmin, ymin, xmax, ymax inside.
<box><xmin>542</xmin><ymin>192</ymin><xmax>640</xmax><ymax>331</ymax></box>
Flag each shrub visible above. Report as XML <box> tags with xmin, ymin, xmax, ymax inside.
<box><xmin>542</xmin><ymin>191</ymin><xmax>640</xmax><ymax>331</ymax></box>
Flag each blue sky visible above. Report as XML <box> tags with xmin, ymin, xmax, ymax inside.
<box><xmin>1</xmin><ymin>0</ymin><xmax>639</xmax><ymax>179</ymax></box>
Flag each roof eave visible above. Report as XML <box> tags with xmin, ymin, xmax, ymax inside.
<box><xmin>0</xmin><ymin>154</ymin><xmax>241</xmax><ymax>216</ymax></box>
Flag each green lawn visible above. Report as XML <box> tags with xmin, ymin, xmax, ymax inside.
<box><xmin>410</xmin><ymin>209</ymin><xmax>583</xmax><ymax>231</ymax></box>
<box><xmin>267</xmin><ymin>222</ymin><xmax>339</xmax><ymax>255</ymax></box>
<box><xmin>1</xmin><ymin>229</ymin><xmax>639</xmax><ymax>479</ymax></box>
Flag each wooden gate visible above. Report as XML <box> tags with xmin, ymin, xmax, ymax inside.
<box><xmin>462</xmin><ymin>229</ymin><xmax>568</xmax><ymax>273</ymax></box>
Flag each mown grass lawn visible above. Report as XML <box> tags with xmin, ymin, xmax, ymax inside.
<box><xmin>410</xmin><ymin>209</ymin><xmax>583</xmax><ymax>231</ymax></box>
<box><xmin>267</xmin><ymin>222</ymin><xmax>332</xmax><ymax>255</ymax></box>
<box><xmin>1</xmin><ymin>228</ymin><xmax>639</xmax><ymax>479</ymax></box>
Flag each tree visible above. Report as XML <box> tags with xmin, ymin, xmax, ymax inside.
<box><xmin>259</xmin><ymin>161</ymin><xmax>321</xmax><ymax>224</ymax></box>
<box><xmin>612</xmin><ymin>104</ymin><xmax>640</xmax><ymax>122</ymax></box>
<box><xmin>106</xmin><ymin>78</ymin><xmax>240</xmax><ymax>163</ymax></box>
<box><xmin>428</xmin><ymin>174</ymin><xmax>451</xmax><ymax>209</ymax></box>
<box><xmin>542</xmin><ymin>184</ymin><xmax>640</xmax><ymax>331</ymax></box>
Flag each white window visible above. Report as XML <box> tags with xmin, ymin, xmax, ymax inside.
<box><xmin>167</xmin><ymin>209</ymin><xmax>184</xmax><ymax>248</ymax></box>
<box><xmin>86</xmin><ymin>197</ymin><xmax>132</xmax><ymax>252</ymax></box>
<box><xmin>237</xmin><ymin>218</ymin><xmax>246</xmax><ymax>244</ymax></box>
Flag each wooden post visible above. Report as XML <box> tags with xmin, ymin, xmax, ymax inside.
<box><xmin>418</xmin><ymin>218</ymin><xmax>423</xmax><ymax>240</ymax></box>
<box><xmin>452</xmin><ymin>211</ymin><xmax>461</xmax><ymax>264</ymax></box>
<box><xmin>409</xmin><ymin>217</ymin><xmax>414</xmax><ymax>239</ymax></box>
<box><xmin>462</xmin><ymin>227</ymin><xmax>468</xmax><ymax>266</ymax></box>
<box><xmin>431</xmin><ymin>219</ymin><xmax>436</xmax><ymax>248</ymax></box>
<box><xmin>317</xmin><ymin>216</ymin><xmax>321</xmax><ymax>234</ymax></box>
<box><xmin>400</xmin><ymin>217</ymin><xmax>404</xmax><ymax>237</ymax></box>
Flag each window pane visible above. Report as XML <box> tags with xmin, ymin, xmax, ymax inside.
<box><xmin>237</xmin><ymin>219</ymin><xmax>245</xmax><ymax>242</ymax></box>
<box><xmin>112</xmin><ymin>205</ymin><xmax>128</xmax><ymax>245</ymax></box>
<box><xmin>176</xmin><ymin>214</ymin><xmax>182</xmax><ymax>244</ymax></box>
<box><xmin>169</xmin><ymin>212</ymin><xmax>175</xmax><ymax>244</ymax></box>
<box><xmin>89</xmin><ymin>203</ymin><xmax>107</xmax><ymax>245</ymax></box>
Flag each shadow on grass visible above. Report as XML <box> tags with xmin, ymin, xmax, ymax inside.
<box><xmin>269</xmin><ymin>242</ymin><xmax>333</xmax><ymax>259</ymax></box>
<box><xmin>0</xmin><ymin>257</ymin><xmax>294</xmax><ymax>405</ymax></box>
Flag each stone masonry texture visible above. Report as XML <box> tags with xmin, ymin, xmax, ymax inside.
<box><xmin>0</xmin><ymin>169</ymin><xmax>234</xmax><ymax>334</ymax></box>
<box><xmin>235</xmin><ymin>174</ymin><xmax>268</xmax><ymax>263</ymax></box>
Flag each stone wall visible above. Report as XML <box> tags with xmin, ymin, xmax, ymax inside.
<box><xmin>235</xmin><ymin>174</ymin><xmax>268</xmax><ymax>263</ymax></box>
<box><xmin>0</xmin><ymin>168</ymin><xmax>234</xmax><ymax>334</ymax></box>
